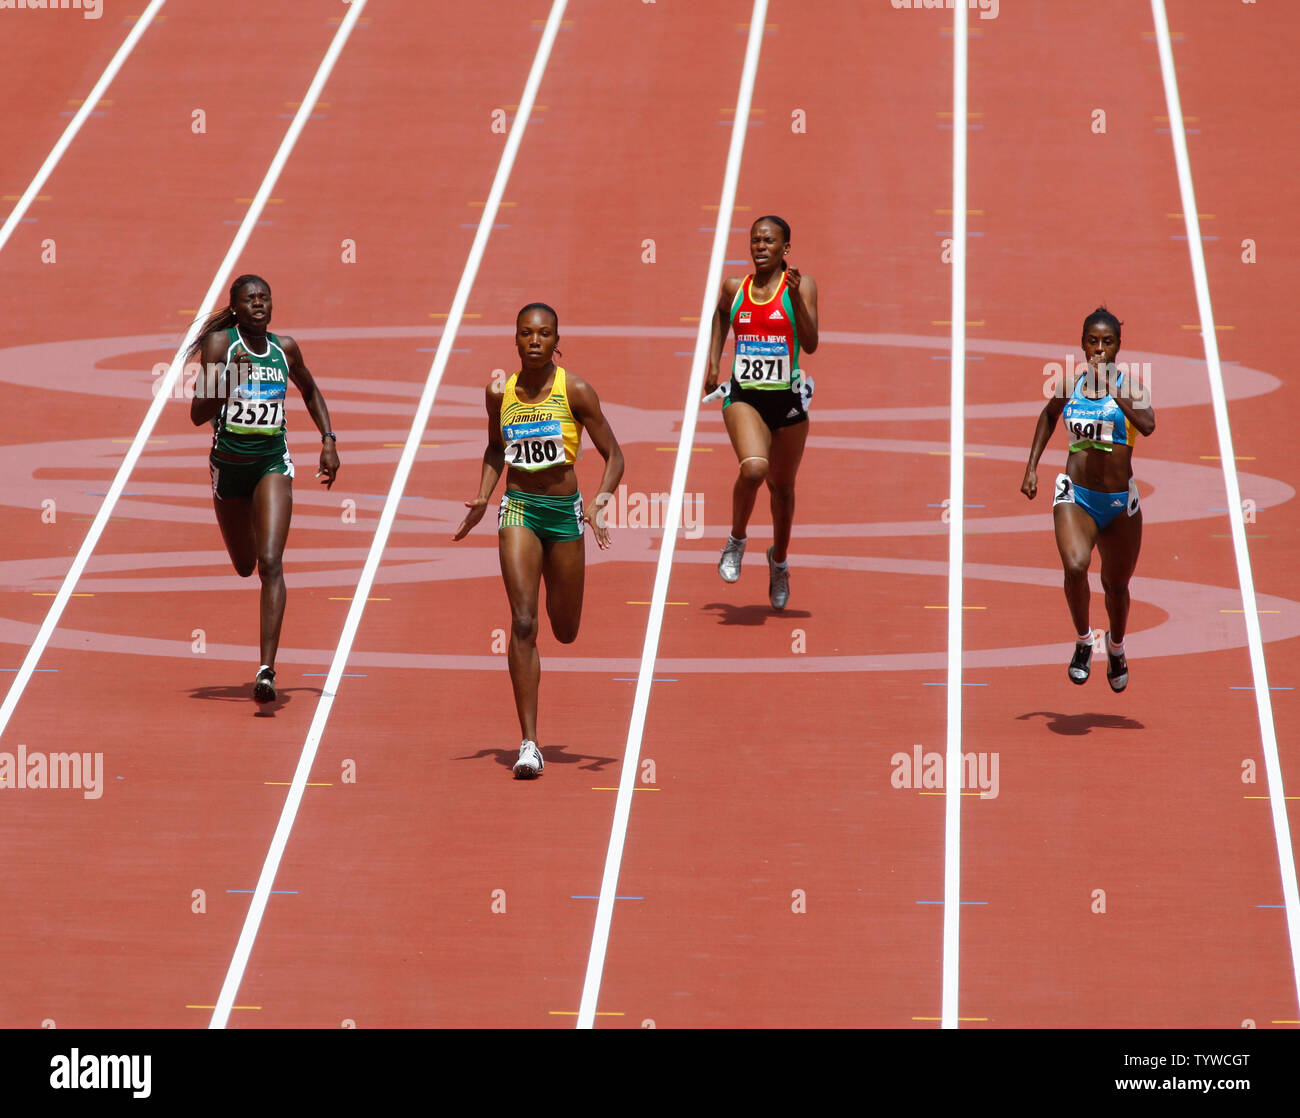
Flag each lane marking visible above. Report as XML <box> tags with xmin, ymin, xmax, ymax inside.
<box><xmin>0</xmin><ymin>0</ymin><xmax>167</xmax><ymax>255</ymax></box>
<box><xmin>208</xmin><ymin>0</ymin><xmax>568</xmax><ymax>1031</ymax></box>
<box><xmin>1151</xmin><ymin>0</ymin><xmax>1300</xmax><ymax>1013</ymax></box>
<box><xmin>0</xmin><ymin>3</ymin><xmax>367</xmax><ymax>748</ymax></box>
<box><xmin>575</xmin><ymin>0</ymin><xmax>769</xmax><ymax>1032</ymax></box>
<box><xmin>941</xmin><ymin>0</ymin><xmax>970</xmax><ymax>1035</ymax></box>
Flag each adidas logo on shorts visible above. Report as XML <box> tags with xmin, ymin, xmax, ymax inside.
<box><xmin>786</xmin><ymin>407</ymin><xmax>800</xmax><ymax>419</ymax></box>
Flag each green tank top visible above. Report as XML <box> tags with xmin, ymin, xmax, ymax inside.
<box><xmin>211</xmin><ymin>327</ymin><xmax>291</xmax><ymax>459</ymax></box>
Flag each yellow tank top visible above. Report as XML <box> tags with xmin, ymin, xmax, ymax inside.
<box><xmin>499</xmin><ymin>366</ymin><xmax>582</xmax><ymax>471</ymax></box>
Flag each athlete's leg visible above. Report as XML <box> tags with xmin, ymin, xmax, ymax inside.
<box><xmin>766</xmin><ymin>418</ymin><xmax>809</xmax><ymax>564</ymax></box>
<box><xmin>541</xmin><ymin>536</ymin><xmax>585</xmax><ymax>645</ymax></box>
<box><xmin>722</xmin><ymin>400</ymin><xmax>772</xmax><ymax>538</ymax></box>
<box><xmin>500</xmin><ymin>526</ymin><xmax>545</xmax><ymax>742</ymax></box>
<box><xmin>1096</xmin><ymin>507</ymin><xmax>1142</xmax><ymax>644</ymax></box>
<box><xmin>251</xmin><ymin>471</ymin><xmax>293</xmax><ymax>669</ymax></box>
<box><xmin>1053</xmin><ymin>501</ymin><xmax>1100</xmax><ymax>637</ymax></box>
<box><xmin>213</xmin><ymin>493</ymin><xmax>257</xmax><ymax>578</ymax></box>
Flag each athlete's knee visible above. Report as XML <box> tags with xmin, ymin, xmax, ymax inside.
<box><xmin>738</xmin><ymin>456</ymin><xmax>769</xmax><ymax>485</ymax></box>
<box><xmin>511</xmin><ymin>611</ymin><xmax>538</xmax><ymax>644</ymax></box>
<box><xmin>257</xmin><ymin>551</ymin><xmax>283</xmax><ymax>583</ymax></box>
<box><xmin>1062</xmin><ymin>553</ymin><xmax>1090</xmax><ymax>580</ymax></box>
<box><xmin>767</xmin><ymin>480</ymin><xmax>795</xmax><ymax>502</ymax></box>
<box><xmin>552</xmin><ymin>620</ymin><xmax>580</xmax><ymax>645</ymax></box>
<box><xmin>1101</xmin><ymin>574</ymin><xmax>1129</xmax><ymax>598</ymax></box>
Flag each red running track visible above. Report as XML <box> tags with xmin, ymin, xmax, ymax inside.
<box><xmin>0</xmin><ymin>0</ymin><xmax>1294</xmax><ymax>1029</ymax></box>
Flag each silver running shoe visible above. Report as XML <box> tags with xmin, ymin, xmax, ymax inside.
<box><xmin>512</xmin><ymin>740</ymin><xmax>544</xmax><ymax>779</ymax></box>
<box><xmin>718</xmin><ymin>536</ymin><xmax>746</xmax><ymax>583</ymax></box>
<box><xmin>767</xmin><ymin>546</ymin><xmax>789</xmax><ymax>610</ymax></box>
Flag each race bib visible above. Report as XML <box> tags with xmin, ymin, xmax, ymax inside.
<box><xmin>734</xmin><ymin>338</ymin><xmax>791</xmax><ymax>390</ymax></box>
<box><xmin>225</xmin><ymin>392</ymin><xmax>285</xmax><ymax>436</ymax></box>
<box><xmin>1066</xmin><ymin>415</ymin><xmax>1114</xmax><ymax>451</ymax></box>
<box><xmin>504</xmin><ymin>418</ymin><xmax>565</xmax><ymax>471</ymax></box>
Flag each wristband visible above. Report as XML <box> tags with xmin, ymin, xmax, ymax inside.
<box><xmin>322</xmin><ymin>431</ymin><xmax>337</xmax><ymax>443</ymax></box>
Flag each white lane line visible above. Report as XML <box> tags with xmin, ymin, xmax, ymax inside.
<box><xmin>1151</xmin><ymin>0</ymin><xmax>1300</xmax><ymax>1011</ymax></box>
<box><xmin>0</xmin><ymin>0</ymin><xmax>370</xmax><ymax>745</ymax></box>
<box><xmin>0</xmin><ymin>0</ymin><xmax>168</xmax><ymax>255</ymax></box>
<box><xmin>574</xmin><ymin>0</ymin><xmax>770</xmax><ymax>1032</ymax></box>
<box><xmin>206</xmin><ymin>0</ymin><xmax>571</xmax><ymax>1031</ymax></box>
<box><xmin>941</xmin><ymin>0</ymin><xmax>969</xmax><ymax>1033</ymax></box>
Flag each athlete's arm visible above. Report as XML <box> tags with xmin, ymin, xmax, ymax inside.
<box><xmin>452</xmin><ymin>381</ymin><xmax>507</xmax><ymax>541</ymax></box>
<box><xmin>786</xmin><ymin>269</ymin><xmax>818</xmax><ymax>353</ymax></box>
<box><xmin>189</xmin><ymin>332</ymin><xmax>228</xmax><ymax>426</ymax></box>
<box><xmin>705</xmin><ymin>276</ymin><xmax>744</xmax><ymax>394</ymax></box>
<box><xmin>1021</xmin><ymin>390</ymin><xmax>1068</xmax><ymax>500</ymax></box>
<box><xmin>1109</xmin><ymin>367</ymin><xmax>1156</xmax><ymax>437</ymax></box>
<box><xmin>282</xmin><ymin>335</ymin><xmax>339</xmax><ymax>488</ymax></box>
<box><xmin>567</xmin><ymin>375</ymin><xmax>624</xmax><ymax>550</ymax></box>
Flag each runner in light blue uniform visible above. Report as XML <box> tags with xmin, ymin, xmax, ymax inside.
<box><xmin>1021</xmin><ymin>307</ymin><xmax>1156</xmax><ymax>692</ymax></box>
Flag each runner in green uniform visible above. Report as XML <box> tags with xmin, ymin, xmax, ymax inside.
<box><xmin>187</xmin><ymin>274</ymin><xmax>339</xmax><ymax>703</ymax></box>
<box><xmin>453</xmin><ymin>303</ymin><xmax>624</xmax><ymax>779</ymax></box>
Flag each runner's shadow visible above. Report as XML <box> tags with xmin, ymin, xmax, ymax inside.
<box><xmin>702</xmin><ymin>602</ymin><xmax>812</xmax><ymax>626</ymax></box>
<box><xmin>1017</xmin><ymin>711</ymin><xmax>1146</xmax><ymax>736</ymax></box>
<box><xmin>187</xmin><ymin>683</ymin><xmax>321</xmax><ymax>716</ymax></box>
<box><xmin>453</xmin><ymin>743</ymin><xmax>620</xmax><ymax>773</ymax></box>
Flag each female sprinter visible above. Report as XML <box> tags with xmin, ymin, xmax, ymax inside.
<box><xmin>704</xmin><ymin>215</ymin><xmax>818</xmax><ymax>610</ymax></box>
<box><xmin>187</xmin><ymin>274</ymin><xmax>339</xmax><ymax>703</ymax></box>
<box><xmin>452</xmin><ymin>303</ymin><xmax>624</xmax><ymax>779</ymax></box>
<box><xmin>1020</xmin><ymin>307</ymin><xmax>1155</xmax><ymax>691</ymax></box>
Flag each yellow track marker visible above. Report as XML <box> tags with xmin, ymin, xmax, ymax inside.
<box><xmin>1199</xmin><ymin>455</ymin><xmax>1254</xmax><ymax>460</ymax></box>
<box><xmin>627</xmin><ymin>601</ymin><xmax>688</xmax><ymax>606</ymax></box>
<box><xmin>912</xmin><ymin>1016</ymin><xmax>988</xmax><ymax>1021</ymax></box>
<box><xmin>1180</xmin><ymin>323</ymin><xmax>1234</xmax><ymax>330</ymax></box>
<box><xmin>548</xmin><ymin>1010</ymin><xmax>623</xmax><ymax>1015</ymax></box>
<box><xmin>235</xmin><ymin>197</ymin><xmax>284</xmax><ymax>204</ymax></box>
<box><xmin>931</xmin><ymin>319</ymin><xmax>984</xmax><ymax>326</ymax></box>
<box><xmin>919</xmin><ymin>791</ymin><xmax>986</xmax><ymax>797</ymax></box>
<box><xmin>113</xmin><ymin>439</ymin><xmax>167</xmax><ymax>444</ymax></box>
<box><xmin>329</xmin><ymin>597</ymin><xmax>391</xmax><ymax>602</ymax></box>
<box><xmin>265</xmin><ymin>782</ymin><xmax>334</xmax><ymax>787</ymax></box>
<box><xmin>34</xmin><ymin>593</ymin><xmax>93</xmax><ymax>597</ymax></box>
<box><xmin>1244</xmin><ymin>796</ymin><xmax>1300</xmax><ymax>800</ymax></box>
<box><xmin>187</xmin><ymin>1005</ymin><xmax>260</xmax><ymax>1010</ymax></box>
<box><xmin>1166</xmin><ymin>211</ymin><xmax>1212</xmax><ymax>218</ymax></box>
<box><xmin>1220</xmin><ymin>609</ymin><xmax>1279</xmax><ymax>614</ymax></box>
<box><xmin>469</xmin><ymin>201</ymin><xmax>517</xmax><ymax>207</ymax></box>
<box><xmin>924</xmin><ymin>605</ymin><xmax>987</xmax><ymax>610</ymax></box>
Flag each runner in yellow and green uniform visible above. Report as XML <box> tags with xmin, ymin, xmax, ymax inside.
<box><xmin>453</xmin><ymin>303</ymin><xmax>624</xmax><ymax>779</ymax></box>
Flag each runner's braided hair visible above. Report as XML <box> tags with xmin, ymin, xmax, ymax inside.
<box><xmin>185</xmin><ymin>274</ymin><xmax>270</xmax><ymax>363</ymax></box>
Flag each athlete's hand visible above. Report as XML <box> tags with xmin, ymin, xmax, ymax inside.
<box><xmin>704</xmin><ymin>364</ymin><xmax>719</xmax><ymax>396</ymax></box>
<box><xmin>316</xmin><ymin>442</ymin><xmax>339</xmax><ymax>489</ymax></box>
<box><xmin>453</xmin><ymin>497</ymin><xmax>489</xmax><ymax>541</ymax></box>
<box><xmin>1021</xmin><ymin>467</ymin><xmax>1038</xmax><ymax>500</ymax></box>
<box><xmin>585</xmin><ymin>493</ymin><xmax>613</xmax><ymax>550</ymax></box>
<box><xmin>785</xmin><ymin>267</ymin><xmax>803</xmax><ymax>295</ymax></box>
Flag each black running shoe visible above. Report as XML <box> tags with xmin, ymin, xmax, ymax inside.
<box><xmin>1105</xmin><ymin>633</ymin><xmax>1128</xmax><ymax>693</ymax></box>
<box><xmin>1068</xmin><ymin>640</ymin><xmax>1092</xmax><ymax>685</ymax></box>
<box><xmin>253</xmin><ymin>666</ymin><xmax>277</xmax><ymax>704</ymax></box>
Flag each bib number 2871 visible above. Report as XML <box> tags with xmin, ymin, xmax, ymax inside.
<box><xmin>735</xmin><ymin>339</ymin><xmax>791</xmax><ymax>389</ymax></box>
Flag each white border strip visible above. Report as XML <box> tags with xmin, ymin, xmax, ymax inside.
<box><xmin>207</xmin><ymin>0</ymin><xmax>570</xmax><ymax>1030</ymax></box>
<box><xmin>574</xmin><ymin>0</ymin><xmax>770</xmax><ymax>1032</ymax></box>
<box><xmin>0</xmin><ymin>0</ymin><xmax>370</xmax><ymax>745</ymax></box>
<box><xmin>941</xmin><ymin>0</ymin><xmax>969</xmax><ymax>1033</ymax></box>
<box><xmin>0</xmin><ymin>0</ymin><xmax>168</xmax><ymax>255</ymax></box>
<box><xmin>1151</xmin><ymin>0</ymin><xmax>1300</xmax><ymax>1008</ymax></box>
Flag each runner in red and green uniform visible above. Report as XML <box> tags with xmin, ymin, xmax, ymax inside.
<box><xmin>705</xmin><ymin>215</ymin><xmax>819</xmax><ymax>609</ymax></box>
<box><xmin>187</xmin><ymin>274</ymin><xmax>339</xmax><ymax>703</ymax></box>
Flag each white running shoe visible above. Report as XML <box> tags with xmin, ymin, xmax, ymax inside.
<box><xmin>513</xmin><ymin>740</ymin><xmax>544</xmax><ymax>779</ymax></box>
<box><xmin>767</xmin><ymin>546</ymin><xmax>789</xmax><ymax>610</ymax></box>
<box><xmin>718</xmin><ymin>536</ymin><xmax>746</xmax><ymax>582</ymax></box>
